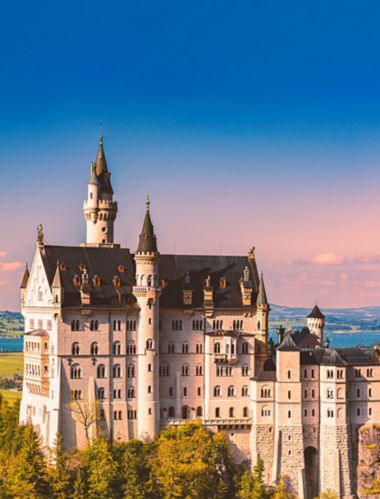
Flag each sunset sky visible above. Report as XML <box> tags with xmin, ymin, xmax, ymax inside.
<box><xmin>1</xmin><ymin>1</ymin><xmax>380</xmax><ymax>310</ymax></box>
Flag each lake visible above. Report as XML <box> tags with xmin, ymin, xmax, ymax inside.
<box><xmin>0</xmin><ymin>337</ymin><xmax>23</xmax><ymax>352</ymax></box>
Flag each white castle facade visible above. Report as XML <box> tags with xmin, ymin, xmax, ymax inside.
<box><xmin>19</xmin><ymin>135</ymin><xmax>380</xmax><ymax>498</ymax></box>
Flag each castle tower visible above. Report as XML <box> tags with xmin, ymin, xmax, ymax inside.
<box><xmin>307</xmin><ymin>305</ymin><xmax>325</xmax><ymax>346</ymax></box>
<box><xmin>133</xmin><ymin>197</ymin><xmax>161</xmax><ymax>440</ymax></box>
<box><xmin>82</xmin><ymin>132</ymin><xmax>118</xmax><ymax>246</ymax></box>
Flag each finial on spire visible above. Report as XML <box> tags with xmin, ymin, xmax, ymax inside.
<box><xmin>146</xmin><ymin>194</ymin><xmax>150</xmax><ymax>212</ymax></box>
<box><xmin>99</xmin><ymin>123</ymin><xmax>103</xmax><ymax>144</ymax></box>
<box><xmin>37</xmin><ymin>224</ymin><xmax>44</xmax><ymax>246</ymax></box>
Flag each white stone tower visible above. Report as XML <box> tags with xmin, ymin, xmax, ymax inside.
<box><xmin>133</xmin><ymin>197</ymin><xmax>161</xmax><ymax>440</ymax></box>
<box><xmin>83</xmin><ymin>132</ymin><xmax>118</xmax><ymax>246</ymax></box>
<box><xmin>307</xmin><ymin>305</ymin><xmax>325</xmax><ymax>346</ymax></box>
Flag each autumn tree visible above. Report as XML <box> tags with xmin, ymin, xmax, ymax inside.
<box><xmin>48</xmin><ymin>433</ymin><xmax>73</xmax><ymax>498</ymax></box>
<box><xmin>83</xmin><ymin>437</ymin><xmax>119</xmax><ymax>499</ymax></box>
<box><xmin>272</xmin><ymin>475</ymin><xmax>296</xmax><ymax>499</ymax></box>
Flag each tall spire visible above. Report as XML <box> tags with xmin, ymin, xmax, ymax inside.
<box><xmin>257</xmin><ymin>272</ymin><xmax>268</xmax><ymax>306</ymax></box>
<box><xmin>52</xmin><ymin>261</ymin><xmax>62</xmax><ymax>289</ymax></box>
<box><xmin>95</xmin><ymin>128</ymin><xmax>113</xmax><ymax>194</ymax></box>
<box><xmin>137</xmin><ymin>196</ymin><xmax>158</xmax><ymax>253</ymax></box>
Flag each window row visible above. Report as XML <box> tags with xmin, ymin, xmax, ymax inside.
<box><xmin>29</xmin><ymin>319</ymin><xmax>52</xmax><ymax>331</ymax></box>
<box><xmin>214</xmin><ymin>385</ymin><xmax>249</xmax><ymax>397</ymax></box>
<box><xmin>214</xmin><ymin>341</ymin><xmax>249</xmax><ymax>354</ymax></box>
<box><xmin>70</xmin><ymin>363</ymin><xmax>127</xmax><ymax>379</ymax></box>
<box><xmin>70</xmin><ymin>318</ymin><xmax>137</xmax><ymax>332</ymax></box>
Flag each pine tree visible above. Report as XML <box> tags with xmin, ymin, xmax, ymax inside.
<box><xmin>49</xmin><ymin>433</ymin><xmax>73</xmax><ymax>498</ymax></box>
<box><xmin>236</xmin><ymin>469</ymin><xmax>255</xmax><ymax>498</ymax></box>
<box><xmin>117</xmin><ymin>439</ymin><xmax>151</xmax><ymax>499</ymax></box>
<box><xmin>252</xmin><ymin>458</ymin><xmax>268</xmax><ymax>499</ymax></box>
<box><xmin>72</xmin><ymin>467</ymin><xmax>88</xmax><ymax>499</ymax></box>
<box><xmin>6</xmin><ymin>424</ymin><xmax>50</xmax><ymax>498</ymax></box>
<box><xmin>84</xmin><ymin>437</ymin><xmax>118</xmax><ymax>499</ymax></box>
<box><xmin>272</xmin><ymin>475</ymin><xmax>296</xmax><ymax>499</ymax></box>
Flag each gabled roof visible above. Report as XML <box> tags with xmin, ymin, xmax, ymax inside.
<box><xmin>40</xmin><ymin>245</ymin><xmax>135</xmax><ymax>308</ymax></box>
<box><xmin>159</xmin><ymin>254</ymin><xmax>259</xmax><ymax>309</ymax></box>
<box><xmin>321</xmin><ymin>349</ymin><xmax>346</xmax><ymax>366</ymax></box>
<box><xmin>277</xmin><ymin>332</ymin><xmax>300</xmax><ymax>352</ymax></box>
<box><xmin>307</xmin><ymin>304</ymin><xmax>325</xmax><ymax>319</ymax></box>
<box><xmin>26</xmin><ymin>329</ymin><xmax>49</xmax><ymax>337</ymax></box>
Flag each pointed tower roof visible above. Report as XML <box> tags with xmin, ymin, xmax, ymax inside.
<box><xmin>277</xmin><ymin>332</ymin><xmax>300</xmax><ymax>352</ymax></box>
<box><xmin>88</xmin><ymin>161</ymin><xmax>100</xmax><ymax>186</ymax></box>
<box><xmin>256</xmin><ymin>272</ymin><xmax>268</xmax><ymax>306</ymax></box>
<box><xmin>307</xmin><ymin>304</ymin><xmax>325</xmax><ymax>320</ymax></box>
<box><xmin>95</xmin><ymin>130</ymin><xmax>113</xmax><ymax>194</ymax></box>
<box><xmin>20</xmin><ymin>263</ymin><xmax>29</xmax><ymax>289</ymax></box>
<box><xmin>52</xmin><ymin>261</ymin><xmax>62</xmax><ymax>289</ymax></box>
<box><xmin>136</xmin><ymin>196</ymin><xmax>158</xmax><ymax>253</ymax></box>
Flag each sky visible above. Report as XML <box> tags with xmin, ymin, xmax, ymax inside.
<box><xmin>1</xmin><ymin>0</ymin><xmax>380</xmax><ymax>310</ymax></box>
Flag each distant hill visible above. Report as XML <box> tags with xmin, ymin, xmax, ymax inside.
<box><xmin>0</xmin><ymin>311</ymin><xmax>24</xmax><ymax>337</ymax></box>
<box><xmin>270</xmin><ymin>304</ymin><xmax>380</xmax><ymax>334</ymax></box>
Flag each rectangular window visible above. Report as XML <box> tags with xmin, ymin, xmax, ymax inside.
<box><xmin>369</xmin><ymin>407</ymin><xmax>372</xmax><ymax>416</ymax></box>
<box><xmin>288</xmin><ymin>410</ymin><xmax>291</xmax><ymax>419</ymax></box>
<box><xmin>183</xmin><ymin>387</ymin><xmax>187</xmax><ymax>397</ymax></box>
<box><xmin>38</xmin><ymin>319</ymin><xmax>43</xmax><ymax>329</ymax></box>
<box><xmin>357</xmin><ymin>389</ymin><xmax>360</xmax><ymax>398</ymax></box>
<box><xmin>304</xmin><ymin>409</ymin><xmax>307</xmax><ymax>417</ymax></box>
<box><xmin>304</xmin><ymin>389</ymin><xmax>307</xmax><ymax>399</ymax></box>
<box><xmin>169</xmin><ymin>387</ymin><xmax>173</xmax><ymax>397</ymax></box>
<box><xmin>369</xmin><ymin>388</ymin><xmax>372</xmax><ymax>397</ymax></box>
<box><xmin>357</xmin><ymin>408</ymin><xmax>361</xmax><ymax>416</ymax></box>
<box><xmin>304</xmin><ymin>369</ymin><xmax>307</xmax><ymax>378</ymax></box>
<box><xmin>311</xmin><ymin>369</ymin><xmax>315</xmax><ymax>378</ymax></box>
<box><xmin>312</xmin><ymin>389</ymin><xmax>315</xmax><ymax>398</ymax></box>
<box><xmin>287</xmin><ymin>370</ymin><xmax>291</xmax><ymax>380</ymax></box>
<box><xmin>47</xmin><ymin>320</ymin><xmax>52</xmax><ymax>331</ymax></box>
<box><xmin>197</xmin><ymin>387</ymin><xmax>201</xmax><ymax>396</ymax></box>
<box><xmin>312</xmin><ymin>409</ymin><xmax>315</xmax><ymax>417</ymax></box>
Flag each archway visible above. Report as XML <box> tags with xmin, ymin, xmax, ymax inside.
<box><xmin>304</xmin><ymin>446</ymin><xmax>318</xmax><ymax>499</ymax></box>
<box><xmin>182</xmin><ymin>405</ymin><xmax>190</xmax><ymax>419</ymax></box>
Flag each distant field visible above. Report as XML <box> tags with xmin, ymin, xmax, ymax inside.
<box><xmin>0</xmin><ymin>389</ymin><xmax>21</xmax><ymax>404</ymax></box>
<box><xmin>0</xmin><ymin>353</ymin><xmax>23</xmax><ymax>376</ymax></box>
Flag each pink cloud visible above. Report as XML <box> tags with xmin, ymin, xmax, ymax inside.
<box><xmin>0</xmin><ymin>280</ymin><xmax>9</xmax><ymax>287</ymax></box>
<box><xmin>0</xmin><ymin>261</ymin><xmax>23</xmax><ymax>272</ymax></box>
<box><xmin>0</xmin><ymin>251</ymin><xmax>7</xmax><ymax>257</ymax></box>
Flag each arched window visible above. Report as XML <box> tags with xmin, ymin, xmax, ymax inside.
<box><xmin>146</xmin><ymin>339</ymin><xmax>153</xmax><ymax>350</ymax></box>
<box><xmin>70</xmin><ymin>364</ymin><xmax>81</xmax><ymax>379</ymax></box>
<box><xmin>257</xmin><ymin>320</ymin><xmax>261</xmax><ymax>330</ymax></box>
<box><xmin>71</xmin><ymin>320</ymin><xmax>80</xmax><ymax>331</ymax></box>
<box><xmin>243</xmin><ymin>407</ymin><xmax>249</xmax><ymax>417</ymax></box>
<box><xmin>214</xmin><ymin>385</ymin><xmax>221</xmax><ymax>397</ymax></box>
<box><xmin>181</xmin><ymin>364</ymin><xmax>189</xmax><ymax>376</ymax></box>
<box><xmin>196</xmin><ymin>406</ymin><xmax>203</xmax><ymax>417</ymax></box>
<box><xmin>127</xmin><ymin>387</ymin><xmax>135</xmax><ymax>398</ymax></box>
<box><xmin>113</xmin><ymin>364</ymin><xmax>121</xmax><ymax>378</ymax></box>
<box><xmin>126</xmin><ymin>342</ymin><xmax>136</xmax><ymax>355</ymax></box>
<box><xmin>242</xmin><ymin>385</ymin><xmax>249</xmax><ymax>396</ymax></box>
<box><xmin>182</xmin><ymin>342</ymin><xmax>189</xmax><ymax>354</ymax></box>
<box><xmin>241</xmin><ymin>341</ymin><xmax>248</xmax><ymax>354</ymax></box>
<box><xmin>159</xmin><ymin>363</ymin><xmax>170</xmax><ymax>376</ymax></box>
<box><xmin>182</xmin><ymin>406</ymin><xmax>190</xmax><ymax>419</ymax></box>
<box><xmin>97</xmin><ymin>387</ymin><xmax>105</xmax><ymax>400</ymax></box>
<box><xmin>91</xmin><ymin>342</ymin><xmax>99</xmax><ymax>355</ymax></box>
<box><xmin>97</xmin><ymin>364</ymin><xmax>105</xmax><ymax>379</ymax></box>
<box><xmin>90</xmin><ymin>320</ymin><xmax>99</xmax><ymax>331</ymax></box>
<box><xmin>228</xmin><ymin>385</ymin><xmax>235</xmax><ymax>397</ymax></box>
<box><xmin>214</xmin><ymin>342</ymin><xmax>221</xmax><ymax>354</ymax></box>
<box><xmin>112</xmin><ymin>341</ymin><xmax>121</xmax><ymax>355</ymax></box>
<box><xmin>168</xmin><ymin>406</ymin><xmax>175</xmax><ymax>418</ymax></box>
<box><xmin>127</xmin><ymin>365</ymin><xmax>135</xmax><ymax>378</ymax></box>
<box><xmin>38</xmin><ymin>287</ymin><xmax>43</xmax><ymax>301</ymax></box>
<box><xmin>215</xmin><ymin>407</ymin><xmax>220</xmax><ymax>418</ymax></box>
<box><xmin>229</xmin><ymin>407</ymin><xmax>234</xmax><ymax>418</ymax></box>
<box><xmin>71</xmin><ymin>342</ymin><xmax>80</xmax><ymax>355</ymax></box>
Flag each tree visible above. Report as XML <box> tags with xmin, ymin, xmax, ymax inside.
<box><xmin>252</xmin><ymin>458</ymin><xmax>268</xmax><ymax>499</ymax></box>
<box><xmin>151</xmin><ymin>421</ymin><xmax>234</xmax><ymax>498</ymax></box>
<box><xmin>116</xmin><ymin>439</ymin><xmax>152</xmax><ymax>499</ymax></box>
<box><xmin>84</xmin><ymin>437</ymin><xmax>119</xmax><ymax>499</ymax></box>
<box><xmin>272</xmin><ymin>475</ymin><xmax>296</xmax><ymax>499</ymax></box>
<box><xmin>6</xmin><ymin>424</ymin><xmax>50</xmax><ymax>498</ymax></box>
<box><xmin>68</xmin><ymin>398</ymin><xmax>101</xmax><ymax>444</ymax></box>
<box><xmin>72</xmin><ymin>467</ymin><xmax>88</xmax><ymax>499</ymax></box>
<box><xmin>49</xmin><ymin>433</ymin><xmax>73</xmax><ymax>498</ymax></box>
<box><xmin>236</xmin><ymin>469</ymin><xmax>255</xmax><ymax>498</ymax></box>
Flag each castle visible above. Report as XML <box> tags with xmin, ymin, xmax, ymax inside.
<box><xmin>19</xmin><ymin>134</ymin><xmax>380</xmax><ymax>498</ymax></box>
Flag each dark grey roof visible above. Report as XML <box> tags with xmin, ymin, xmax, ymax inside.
<box><xmin>159</xmin><ymin>254</ymin><xmax>259</xmax><ymax>309</ymax></box>
<box><xmin>41</xmin><ymin>245</ymin><xmax>135</xmax><ymax>307</ymax></box>
<box><xmin>20</xmin><ymin>264</ymin><xmax>30</xmax><ymax>289</ymax></box>
<box><xmin>88</xmin><ymin>162</ymin><xmax>100</xmax><ymax>186</ymax></box>
<box><xmin>307</xmin><ymin>305</ymin><xmax>325</xmax><ymax>319</ymax></box>
<box><xmin>336</xmin><ymin>347</ymin><xmax>378</xmax><ymax>366</ymax></box>
<box><xmin>277</xmin><ymin>332</ymin><xmax>300</xmax><ymax>351</ymax></box>
<box><xmin>256</xmin><ymin>273</ymin><xmax>268</xmax><ymax>306</ymax></box>
<box><xmin>299</xmin><ymin>347</ymin><xmax>380</xmax><ymax>366</ymax></box>
<box><xmin>136</xmin><ymin>206</ymin><xmax>158</xmax><ymax>253</ymax></box>
<box><xmin>289</xmin><ymin>328</ymin><xmax>308</xmax><ymax>344</ymax></box>
<box><xmin>321</xmin><ymin>349</ymin><xmax>346</xmax><ymax>366</ymax></box>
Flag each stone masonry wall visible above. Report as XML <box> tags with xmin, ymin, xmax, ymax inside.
<box><xmin>250</xmin><ymin>424</ymin><xmax>275</xmax><ymax>483</ymax></box>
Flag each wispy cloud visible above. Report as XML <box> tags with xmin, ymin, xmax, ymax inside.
<box><xmin>0</xmin><ymin>251</ymin><xmax>7</xmax><ymax>258</ymax></box>
<box><xmin>294</xmin><ymin>253</ymin><xmax>380</xmax><ymax>267</ymax></box>
<box><xmin>0</xmin><ymin>261</ymin><xmax>23</xmax><ymax>272</ymax></box>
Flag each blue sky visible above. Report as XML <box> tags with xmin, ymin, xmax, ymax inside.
<box><xmin>1</xmin><ymin>1</ymin><xmax>380</xmax><ymax>309</ymax></box>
